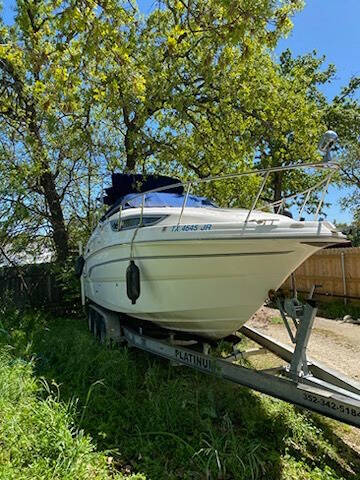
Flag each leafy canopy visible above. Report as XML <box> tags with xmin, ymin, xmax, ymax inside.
<box><xmin>3</xmin><ymin>0</ymin><xmax>347</xmax><ymax>262</ymax></box>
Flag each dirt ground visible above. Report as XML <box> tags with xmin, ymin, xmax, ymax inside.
<box><xmin>247</xmin><ymin>306</ymin><xmax>360</xmax><ymax>453</ymax></box>
<box><xmin>248</xmin><ymin>306</ymin><xmax>360</xmax><ymax>380</ymax></box>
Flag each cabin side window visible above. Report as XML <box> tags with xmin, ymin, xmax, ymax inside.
<box><xmin>110</xmin><ymin>215</ymin><xmax>166</xmax><ymax>231</ymax></box>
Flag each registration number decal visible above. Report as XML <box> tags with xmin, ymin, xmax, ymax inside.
<box><xmin>171</xmin><ymin>224</ymin><xmax>212</xmax><ymax>232</ymax></box>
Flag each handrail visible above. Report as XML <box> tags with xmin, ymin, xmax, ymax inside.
<box><xmin>314</xmin><ymin>174</ymin><xmax>333</xmax><ymax>221</ymax></box>
<box><xmin>298</xmin><ymin>190</ymin><xmax>311</xmax><ymax>219</ymax></box>
<box><xmin>245</xmin><ymin>171</ymin><xmax>270</xmax><ymax>224</ymax></box>
<box><xmin>113</xmin><ymin>161</ymin><xmax>339</xmax><ymax>227</ymax></box>
<box><xmin>177</xmin><ymin>182</ymin><xmax>192</xmax><ymax>226</ymax></box>
<box><xmin>257</xmin><ymin>173</ymin><xmax>333</xmax><ymax>212</ymax></box>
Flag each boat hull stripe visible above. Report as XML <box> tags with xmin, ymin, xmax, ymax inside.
<box><xmin>87</xmin><ymin>250</ymin><xmax>293</xmax><ymax>276</ymax></box>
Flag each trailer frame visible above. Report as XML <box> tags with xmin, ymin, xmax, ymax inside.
<box><xmin>87</xmin><ymin>298</ymin><xmax>360</xmax><ymax>429</ymax></box>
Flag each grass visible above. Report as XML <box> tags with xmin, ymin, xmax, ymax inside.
<box><xmin>270</xmin><ymin>316</ymin><xmax>283</xmax><ymax>325</ymax></box>
<box><xmin>0</xmin><ymin>307</ymin><xmax>360</xmax><ymax>479</ymax></box>
<box><xmin>0</xmin><ymin>350</ymin><xmax>143</xmax><ymax>480</ymax></box>
<box><xmin>317</xmin><ymin>301</ymin><xmax>360</xmax><ymax>321</ymax></box>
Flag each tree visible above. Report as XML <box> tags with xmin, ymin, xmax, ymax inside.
<box><xmin>0</xmin><ymin>0</ymin><xmax>134</xmax><ymax>262</ymax></box>
<box><xmin>89</xmin><ymin>0</ymin><xmax>325</xmax><ymax>207</ymax></box>
<box><xmin>1</xmin><ymin>0</ymin><xmax>324</xmax><ymax>263</ymax></box>
<box><xmin>337</xmin><ymin>142</ymin><xmax>360</xmax><ymax>217</ymax></box>
<box><xmin>251</xmin><ymin>49</ymin><xmax>360</xmax><ymax>218</ymax></box>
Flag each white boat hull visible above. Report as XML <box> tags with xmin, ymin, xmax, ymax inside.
<box><xmin>84</xmin><ymin>236</ymin><xmax>327</xmax><ymax>339</ymax></box>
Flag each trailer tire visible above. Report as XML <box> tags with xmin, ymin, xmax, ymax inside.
<box><xmin>88</xmin><ymin>308</ymin><xmax>106</xmax><ymax>343</ymax></box>
<box><xmin>88</xmin><ymin>305</ymin><xmax>124</xmax><ymax>345</ymax></box>
<box><xmin>96</xmin><ymin>317</ymin><xmax>107</xmax><ymax>344</ymax></box>
<box><xmin>88</xmin><ymin>309</ymin><xmax>95</xmax><ymax>334</ymax></box>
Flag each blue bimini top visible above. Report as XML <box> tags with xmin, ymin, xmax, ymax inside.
<box><xmin>101</xmin><ymin>173</ymin><xmax>217</xmax><ymax>220</ymax></box>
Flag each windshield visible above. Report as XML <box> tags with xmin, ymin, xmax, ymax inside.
<box><xmin>121</xmin><ymin>192</ymin><xmax>218</xmax><ymax>209</ymax></box>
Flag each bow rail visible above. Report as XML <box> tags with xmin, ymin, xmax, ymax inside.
<box><xmin>114</xmin><ymin>161</ymin><xmax>339</xmax><ymax>229</ymax></box>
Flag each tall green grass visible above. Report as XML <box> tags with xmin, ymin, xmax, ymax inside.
<box><xmin>0</xmin><ymin>348</ymin><xmax>144</xmax><ymax>479</ymax></box>
<box><xmin>0</xmin><ymin>307</ymin><xmax>359</xmax><ymax>479</ymax></box>
<box><xmin>0</xmin><ymin>309</ymin><xmax>143</xmax><ymax>480</ymax></box>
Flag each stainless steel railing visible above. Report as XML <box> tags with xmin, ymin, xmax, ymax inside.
<box><xmin>117</xmin><ymin>161</ymin><xmax>338</xmax><ymax>231</ymax></box>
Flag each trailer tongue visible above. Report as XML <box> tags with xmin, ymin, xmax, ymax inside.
<box><xmin>88</xmin><ymin>296</ymin><xmax>360</xmax><ymax>429</ymax></box>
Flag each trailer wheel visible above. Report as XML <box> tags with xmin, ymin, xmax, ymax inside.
<box><xmin>88</xmin><ymin>308</ymin><xmax>95</xmax><ymax>334</ymax></box>
<box><xmin>95</xmin><ymin>316</ymin><xmax>107</xmax><ymax>344</ymax></box>
<box><xmin>88</xmin><ymin>308</ymin><xmax>106</xmax><ymax>343</ymax></box>
<box><xmin>88</xmin><ymin>305</ymin><xmax>124</xmax><ymax>345</ymax></box>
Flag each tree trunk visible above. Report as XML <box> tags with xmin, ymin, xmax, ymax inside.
<box><xmin>124</xmin><ymin>127</ymin><xmax>138</xmax><ymax>171</ymax></box>
<box><xmin>40</xmin><ymin>170</ymin><xmax>69</xmax><ymax>263</ymax></box>
<box><xmin>28</xmin><ymin>113</ymin><xmax>69</xmax><ymax>263</ymax></box>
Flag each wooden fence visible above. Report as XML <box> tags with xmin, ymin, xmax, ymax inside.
<box><xmin>0</xmin><ymin>263</ymin><xmax>64</xmax><ymax>310</ymax></box>
<box><xmin>282</xmin><ymin>247</ymin><xmax>360</xmax><ymax>303</ymax></box>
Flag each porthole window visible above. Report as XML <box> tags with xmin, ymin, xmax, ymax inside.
<box><xmin>110</xmin><ymin>215</ymin><xmax>166</xmax><ymax>231</ymax></box>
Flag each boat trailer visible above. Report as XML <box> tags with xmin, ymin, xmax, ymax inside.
<box><xmin>88</xmin><ymin>296</ymin><xmax>360</xmax><ymax>429</ymax></box>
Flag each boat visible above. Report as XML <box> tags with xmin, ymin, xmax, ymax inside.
<box><xmin>82</xmin><ymin>161</ymin><xmax>346</xmax><ymax>340</ymax></box>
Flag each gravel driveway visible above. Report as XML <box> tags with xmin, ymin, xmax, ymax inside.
<box><xmin>248</xmin><ymin>306</ymin><xmax>360</xmax><ymax>380</ymax></box>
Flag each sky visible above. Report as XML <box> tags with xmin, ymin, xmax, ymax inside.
<box><xmin>1</xmin><ymin>0</ymin><xmax>359</xmax><ymax>223</ymax></box>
